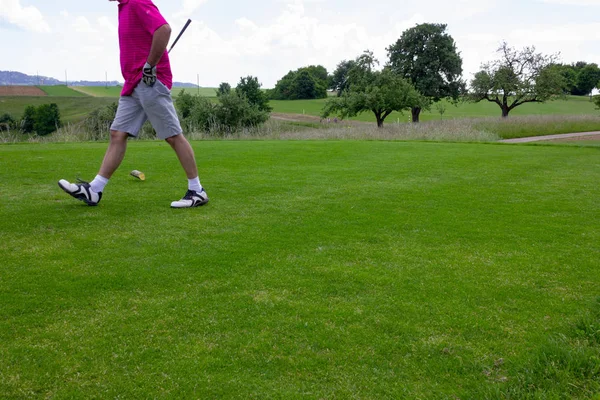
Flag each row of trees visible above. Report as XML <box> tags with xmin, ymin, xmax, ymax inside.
<box><xmin>317</xmin><ymin>22</ymin><xmax>597</xmax><ymax>127</ymax></box>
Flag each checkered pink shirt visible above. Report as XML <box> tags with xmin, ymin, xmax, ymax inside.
<box><xmin>117</xmin><ymin>0</ymin><xmax>173</xmax><ymax>96</ymax></box>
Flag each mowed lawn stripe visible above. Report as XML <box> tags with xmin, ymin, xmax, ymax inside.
<box><xmin>0</xmin><ymin>141</ymin><xmax>598</xmax><ymax>398</ymax></box>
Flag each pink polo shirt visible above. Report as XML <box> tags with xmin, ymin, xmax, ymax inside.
<box><xmin>117</xmin><ymin>0</ymin><xmax>173</xmax><ymax>96</ymax></box>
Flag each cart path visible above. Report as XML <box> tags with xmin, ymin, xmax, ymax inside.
<box><xmin>500</xmin><ymin>131</ymin><xmax>600</xmax><ymax>143</ymax></box>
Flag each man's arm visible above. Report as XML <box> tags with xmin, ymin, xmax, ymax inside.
<box><xmin>147</xmin><ymin>24</ymin><xmax>171</xmax><ymax>66</ymax></box>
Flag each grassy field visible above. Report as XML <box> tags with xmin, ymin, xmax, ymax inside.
<box><xmin>2</xmin><ymin>91</ymin><xmax>599</xmax><ymax>138</ymax></box>
<box><xmin>70</xmin><ymin>86</ymin><xmax>123</xmax><ymax>97</ymax></box>
<box><xmin>69</xmin><ymin>86</ymin><xmax>217</xmax><ymax>98</ymax></box>
<box><xmin>0</xmin><ymin>96</ymin><xmax>117</xmax><ymax>123</ymax></box>
<box><xmin>0</xmin><ymin>141</ymin><xmax>598</xmax><ymax>398</ymax></box>
<box><xmin>270</xmin><ymin>95</ymin><xmax>600</xmax><ymax>122</ymax></box>
<box><xmin>39</xmin><ymin>85</ymin><xmax>88</xmax><ymax>97</ymax></box>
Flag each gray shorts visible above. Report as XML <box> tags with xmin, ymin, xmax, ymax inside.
<box><xmin>110</xmin><ymin>80</ymin><xmax>182</xmax><ymax>140</ymax></box>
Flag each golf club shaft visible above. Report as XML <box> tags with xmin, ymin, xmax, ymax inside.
<box><xmin>168</xmin><ymin>19</ymin><xmax>192</xmax><ymax>54</ymax></box>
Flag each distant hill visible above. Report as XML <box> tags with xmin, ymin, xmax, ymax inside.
<box><xmin>0</xmin><ymin>70</ymin><xmax>199</xmax><ymax>88</ymax></box>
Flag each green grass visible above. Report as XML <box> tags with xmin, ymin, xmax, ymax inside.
<box><xmin>38</xmin><ymin>85</ymin><xmax>88</xmax><ymax>97</ymax></box>
<box><xmin>172</xmin><ymin>87</ymin><xmax>218</xmax><ymax>98</ymax></box>
<box><xmin>1</xmin><ymin>141</ymin><xmax>599</xmax><ymax>398</ymax></box>
<box><xmin>68</xmin><ymin>86</ymin><xmax>218</xmax><ymax>98</ymax></box>
<box><xmin>70</xmin><ymin>86</ymin><xmax>123</xmax><ymax>97</ymax></box>
<box><xmin>270</xmin><ymin>96</ymin><xmax>600</xmax><ymax>122</ymax></box>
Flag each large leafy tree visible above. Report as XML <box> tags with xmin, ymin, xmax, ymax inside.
<box><xmin>573</xmin><ymin>63</ymin><xmax>600</xmax><ymax>96</ymax></box>
<box><xmin>322</xmin><ymin>51</ymin><xmax>419</xmax><ymax>128</ymax></box>
<box><xmin>270</xmin><ymin>66</ymin><xmax>328</xmax><ymax>100</ymax></box>
<box><xmin>387</xmin><ymin>23</ymin><xmax>463</xmax><ymax>122</ymax></box>
<box><xmin>470</xmin><ymin>42</ymin><xmax>564</xmax><ymax>117</ymax></box>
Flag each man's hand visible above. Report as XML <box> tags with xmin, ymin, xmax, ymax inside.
<box><xmin>142</xmin><ymin>62</ymin><xmax>157</xmax><ymax>87</ymax></box>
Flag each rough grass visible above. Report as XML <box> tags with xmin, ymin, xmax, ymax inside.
<box><xmin>4</xmin><ymin>115</ymin><xmax>600</xmax><ymax>144</ymax></box>
<box><xmin>0</xmin><ymin>141</ymin><xmax>598</xmax><ymax>398</ymax></box>
<box><xmin>474</xmin><ymin>114</ymin><xmax>600</xmax><ymax>139</ymax></box>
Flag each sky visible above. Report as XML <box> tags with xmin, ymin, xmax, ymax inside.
<box><xmin>1</xmin><ymin>0</ymin><xmax>600</xmax><ymax>88</ymax></box>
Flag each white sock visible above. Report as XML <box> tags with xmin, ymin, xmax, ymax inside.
<box><xmin>90</xmin><ymin>175</ymin><xmax>109</xmax><ymax>193</ymax></box>
<box><xmin>188</xmin><ymin>177</ymin><xmax>202</xmax><ymax>192</ymax></box>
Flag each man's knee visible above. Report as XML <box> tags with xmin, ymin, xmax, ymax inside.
<box><xmin>110</xmin><ymin>130</ymin><xmax>129</xmax><ymax>143</ymax></box>
<box><xmin>165</xmin><ymin>133</ymin><xmax>184</xmax><ymax>146</ymax></box>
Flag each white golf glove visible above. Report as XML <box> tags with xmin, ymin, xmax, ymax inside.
<box><xmin>142</xmin><ymin>62</ymin><xmax>157</xmax><ymax>87</ymax></box>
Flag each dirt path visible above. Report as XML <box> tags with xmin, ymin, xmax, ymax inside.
<box><xmin>69</xmin><ymin>86</ymin><xmax>97</xmax><ymax>97</ymax></box>
<box><xmin>500</xmin><ymin>132</ymin><xmax>600</xmax><ymax>143</ymax></box>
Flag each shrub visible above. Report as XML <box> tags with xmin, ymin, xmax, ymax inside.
<box><xmin>176</xmin><ymin>90</ymin><xmax>270</xmax><ymax>136</ymax></box>
<box><xmin>0</xmin><ymin>113</ymin><xmax>16</xmax><ymax>132</ymax></box>
<box><xmin>33</xmin><ymin>103</ymin><xmax>61</xmax><ymax>136</ymax></box>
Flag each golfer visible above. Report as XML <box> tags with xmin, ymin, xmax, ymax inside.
<box><xmin>59</xmin><ymin>0</ymin><xmax>208</xmax><ymax>208</ymax></box>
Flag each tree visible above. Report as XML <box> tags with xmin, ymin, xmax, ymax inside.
<box><xmin>270</xmin><ymin>65</ymin><xmax>329</xmax><ymax>100</ymax></box>
<box><xmin>34</xmin><ymin>103</ymin><xmax>61</xmax><ymax>136</ymax></box>
<box><xmin>387</xmin><ymin>23</ymin><xmax>464</xmax><ymax>122</ymax></box>
<box><xmin>470</xmin><ymin>42</ymin><xmax>564</xmax><ymax>118</ymax></box>
<box><xmin>269</xmin><ymin>71</ymin><xmax>296</xmax><ymax>100</ymax></box>
<box><xmin>293</xmin><ymin>70</ymin><xmax>322</xmax><ymax>100</ymax></box>
<box><xmin>236</xmin><ymin>76</ymin><xmax>272</xmax><ymax>112</ymax></box>
<box><xmin>574</xmin><ymin>63</ymin><xmax>600</xmax><ymax>96</ymax></box>
<box><xmin>175</xmin><ymin>90</ymin><xmax>195</xmax><ymax>119</ymax></box>
<box><xmin>330</xmin><ymin>60</ymin><xmax>357</xmax><ymax>96</ymax></box>
<box><xmin>217</xmin><ymin>82</ymin><xmax>231</xmax><ymax>97</ymax></box>
<box><xmin>551</xmin><ymin>64</ymin><xmax>577</xmax><ymax>94</ymax></box>
<box><xmin>322</xmin><ymin>51</ymin><xmax>419</xmax><ymax>128</ymax></box>
<box><xmin>21</xmin><ymin>105</ymin><xmax>36</xmax><ymax>133</ymax></box>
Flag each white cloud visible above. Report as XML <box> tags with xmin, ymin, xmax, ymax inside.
<box><xmin>0</xmin><ymin>0</ymin><xmax>50</xmax><ymax>32</ymax></box>
<box><xmin>73</xmin><ymin>16</ymin><xmax>96</xmax><ymax>34</ymax></box>
<box><xmin>177</xmin><ymin>0</ymin><xmax>209</xmax><ymax>17</ymax></box>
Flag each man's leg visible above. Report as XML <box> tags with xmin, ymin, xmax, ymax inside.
<box><xmin>59</xmin><ymin>93</ymin><xmax>145</xmax><ymax>206</ymax></box>
<box><xmin>98</xmin><ymin>130</ymin><xmax>129</xmax><ymax>179</ymax></box>
<box><xmin>140</xmin><ymin>81</ymin><xmax>208</xmax><ymax>208</ymax></box>
<box><xmin>86</xmin><ymin>129</ymin><xmax>129</xmax><ymax>194</ymax></box>
<box><xmin>166</xmin><ymin>134</ymin><xmax>208</xmax><ymax>208</ymax></box>
<box><xmin>165</xmin><ymin>134</ymin><xmax>198</xmax><ymax>179</ymax></box>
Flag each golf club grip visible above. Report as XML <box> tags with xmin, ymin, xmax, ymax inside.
<box><xmin>168</xmin><ymin>19</ymin><xmax>192</xmax><ymax>54</ymax></box>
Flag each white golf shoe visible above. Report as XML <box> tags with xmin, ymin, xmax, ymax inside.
<box><xmin>171</xmin><ymin>189</ymin><xmax>209</xmax><ymax>208</ymax></box>
<box><xmin>58</xmin><ymin>179</ymin><xmax>102</xmax><ymax>206</ymax></box>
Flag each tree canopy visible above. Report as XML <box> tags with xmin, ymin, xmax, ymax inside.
<box><xmin>270</xmin><ymin>65</ymin><xmax>329</xmax><ymax>100</ymax></box>
<box><xmin>236</xmin><ymin>76</ymin><xmax>272</xmax><ymax>112</ymax></box>
<box><xmin>470</xmin><ymin>42</ymin><xmax>564</xmax><ymax>117</ymax></box>
<box><xmin>387</xmin><ymin>23</ymin><xmax>463</xmax><ymax>122</ymax></box>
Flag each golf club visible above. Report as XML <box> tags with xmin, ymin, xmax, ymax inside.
<box><xmin>168</xmin><ymin>19</ymin><xmax>192</xmax><ymax>54</ymax></box>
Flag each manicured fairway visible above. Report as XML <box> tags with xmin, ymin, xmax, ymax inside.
<box><xmin>0</xmin><ymin>141</ymin><xmax>598</xmax><ymax>398</ymax></box>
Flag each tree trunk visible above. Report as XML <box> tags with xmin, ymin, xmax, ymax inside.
<box><xmin>411</xmin><ymin>107</ymin><xmax>421</xmax><ymax>123</ymax></box>
<box><xmin>376</xmin><ymin>115</ymin><xmax>384</xmax><ymax>128</ymax></box>
<box><xmin>501</xmin><ymin>106</ymin><xmax>510</xmax><ymax>118</ymax></box>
